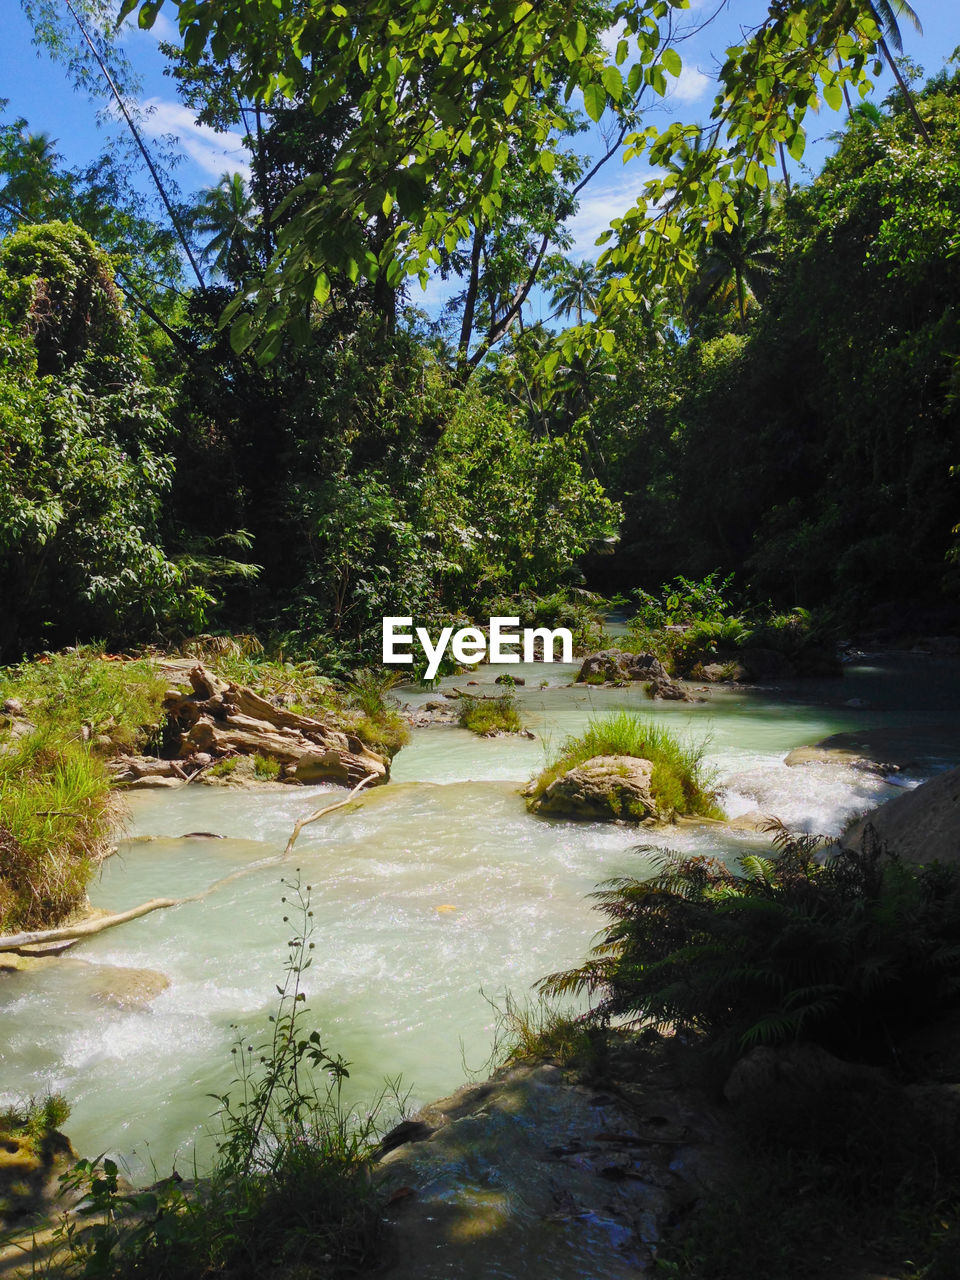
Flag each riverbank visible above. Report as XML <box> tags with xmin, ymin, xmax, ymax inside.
<box><xmin>1</xmin><ymin>645</ymin><xmax>958</xmax><ymax>1276</ymax></box>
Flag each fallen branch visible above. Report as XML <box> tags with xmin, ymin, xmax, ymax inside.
<box><xmin>0</xmin><ymin>774</ymin><xmax>379</xmax><ymax>953</ymax></box>
<box><xmin>0</xmin><ymin>898</ymin><xmax>185</xmax><ymax>951</ymax></box>
<box><xmin>284</xmin><ymin>772</ymin><xmax>378</xmax><ymax>857</ymax></box>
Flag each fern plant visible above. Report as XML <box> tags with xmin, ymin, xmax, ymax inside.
<box><xmin>539</xmin><ymin>824</ymin><xmax>960</xmax><ymax>1065</ymax></box>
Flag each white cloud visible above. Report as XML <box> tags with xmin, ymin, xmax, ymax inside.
<box><xmin>139</xmin><ymin>98</ymin><xmax>251</xmax><ymax>180</ymax></box>
<box><xmin>564</xmin><ymin>169</ymin><xmax>653</xmax><ymax>258</ymax></box>
<box><xmin>667</xmin><ymin>64</ymin><xmax>712</xmax><ymax>104</ymax></box>
<box><xmin>119</xmin><ymin>7</ymin><xmax>179</xmax><ymax>46</ymax></box>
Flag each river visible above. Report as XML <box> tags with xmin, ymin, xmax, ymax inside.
<box><xmin>1</xmin><ymin>650</ymin><xmax>958</xmax><ymax>1183</ymax></box>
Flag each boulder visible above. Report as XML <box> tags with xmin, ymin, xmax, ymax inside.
<box><xmin>530</xmin><ymin>755</ymin><xmax>655</xmax><ymax>822</ymax></box>
<box><xmin>724</xmin><ymin>1043</ymin><xmax>890</xmax><ymax>1108</ymax></box>
<box><xmin>844</xmin><ymin>763</ymin><xmax>960</xmax><ymax>864</ymax></box>
<box><xmin>576</xmin><ymin>649</ymin><xmax>669</xmax><ymax>685</ymax></box>
<box><xmin>645</xmin><ymin>674</ymin><xmax>691</xmax><ymax>702</ymax></box>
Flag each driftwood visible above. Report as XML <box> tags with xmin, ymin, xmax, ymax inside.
<box><xmin>0</xmin><ymin>770</ymin><xmax>380</xmax><ymax>954</ymax></box>
<box><xmin>163</xmin><ymin>664</ymin><xmax>389</xmax><ymax>787</ymax></box>
<box><xmin>284</xmin><ymin>772</ymin><xmax>378</xmax><ymax>857</ymax></box>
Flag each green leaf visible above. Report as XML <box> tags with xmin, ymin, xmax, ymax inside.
<box><xmin>822</xmin><ymin>82</ymin><xmax>843</xmax><ymax>112</ymax></box>
<box><xmin>601</xmin><ymin>66</ymin><xmax>623</xmax><ymax>103</ymax></box>
<box><xmin>229</xmin><ymin>314</ymin><xmax>254</xmax><ymax>355</ymax></box>
<box><xmin>583</xmin><ymin>82</ymin><xmax>606</xmax><ymax>122</ymax></box>
<box><xmin>661</xmin><ymin>46</ymin><xmax>681</xmax><ymax>78</ymax></box>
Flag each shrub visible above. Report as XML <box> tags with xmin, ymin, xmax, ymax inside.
<box><xmin>458</xmin><ymin>693</ymin><xmax>523</xmax><ymax>735</ymax></box>
<box><xmin>47</xmin><ymin>878</ymin><xmax>385</xmax><ymax>1278</ymax></box>
<box><xmin>0</xmin><ymin>728</ymin><xmax>114</xmax><ymax>932</ymax></box>
<box><xmin>0</xmin><ymin>1094</ymin><xmax>71</xmax><ymax>1154</ymax></box>
<box><xmin>540</xmin><ymin>825</ymin><xmax>960</xmax><ymax>1066</ymax></box>
<box><xmin>527</xmin><ymin>712</ymin><xmax>721</xmax><ymax>820</ymax></box>
<box><xmin>210</xmin><ymin>756</ymin><xmax>240</xmax><ymax>778</ymax></box>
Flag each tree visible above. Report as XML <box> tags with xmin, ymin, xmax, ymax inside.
<box><xmin>0</xmin><ymin>223</ymin><xmax>194</xmax><ymax>657</ymax></box>
<box><xmin>119</xmin><ymin>0</ymin><xmax>890</xmax><ymax>367</ymax></box>
<box><xmin>686</xmin><ymin>186</ymin><xmax>779</xmax><ymax>327</ymax></box>
<box><xmin>0</xmin><ymin>127</ymin><xmax>62</xmax><ymax>223</ymax></box>
<box><xmin>866</xmin><ymin>0</ymin><xmax>930</xmax><ymax>142</ymax></box>
<box><xmin>192</xmin><ymin>172</ymin><xmax>260</xmax><ymax>283</ymax></box>
<box><xmin>548</xmin><ymin>258</ymin><xmax>604</xmax><ymax>326</ymax></box>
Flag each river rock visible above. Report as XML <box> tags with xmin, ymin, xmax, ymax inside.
<box><xmin>645</xmin><ymin>674</ymin><xmax>692</xmax><ymax>701</ymax></box>
<box><xmin>88</xmin><ymin>965</ymin><xmax>170</xmax><ymax>1010</ymax></box>
<box><xmin>378</xmin><ymin>1057</ymin><xmax>724</xmax><ymax>1278</ymax></box>
<box><xmin>784</xmin><ymin>745</ymin><xmax>881</xmax><ymax>771</ymax></box>
<box><xmin>530</xmin><ymin>755</ymin><xmax>655</xmax><ymax>821</ymax></box>
<box><xmin>724</xmin><ymin>1043</ymin><xmax>891</xmax><ymax>1109</ymax></box>
<box><xmin>0</xmin><ymin>1119</ymin><xmax>76</xmax><ymax>1228</ymax></box>
<box><xmin>844</xmin><ymin>763</ymin><xmax>960</xmax><ymax>864</ymax></box>
<box><xmin>576</xmin><ymin>649</ymin><xmax>669</xmax><ymax>685</ymax></box>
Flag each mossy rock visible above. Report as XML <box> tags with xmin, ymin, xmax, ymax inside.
<box><xmin>528</xmin><ymin>755</ymin><xmax>655</xmax><ymax>822</ymax></box>
<box><xmin>0</xmin><ymin>1122</ymin><xmax>75</xmax><ymax>1228</ymax></box>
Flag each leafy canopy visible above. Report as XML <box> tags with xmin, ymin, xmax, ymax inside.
<box><xmin>118</xmin><ymin>0</ymin><xmax>890</xmax><ymax>362</ymax></box>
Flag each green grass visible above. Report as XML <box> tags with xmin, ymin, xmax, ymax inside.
<box><xmin>252</xmin><ymin>754</ymin><xmax>281</xmax><ymax>780</ymax></box>
<box><xmin>527</xmin><ymin>711</ymin><xmax>722</xmax><ymax>819</ymax></box>
<box><xmin>0</xmin><ymin>729</ymin><xmax>115</xmax><ymax>931</ymax></box>
<box><xmin>0</xmin><ymin>646</ymin><xmax>167</xmax><ymax>754</ymax></box>
<box><xmin>489</xmin><ymin>993</ymin><xmax>601</xmax><ymax>1074</ymax></box>
<box><xmin>0</xmin><ymin>648</ymin><xmax>168</xmax><ymax>933</ymax></box>
<box><xmin>458</xmin><ymin>693</ymin><xmax>523</xmax><ymax>735</ymax></box>
<box><xmin>210</xmin><ymin>755</ymin><xmax>241</xmax><ymax>778</ymax></box>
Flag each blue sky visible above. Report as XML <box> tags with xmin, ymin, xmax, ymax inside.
<box><xmin>1</xmin><ymin>0</ymin><xmax>957</xmax><ymax>320</ymax></box>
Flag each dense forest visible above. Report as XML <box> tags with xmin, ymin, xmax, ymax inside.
<box><xmin>4</xmin><ymin>5</ymin><xmax>960</xmax><ymax>1279</ymax></box>
<box><xmin>1</xmin><ymin>0</ymin><xmax>957</xmax><ymax>669</ymax></box>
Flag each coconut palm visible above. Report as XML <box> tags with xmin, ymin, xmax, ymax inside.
<box><xmin>0</xmin><ymin>130</ymin><xmax>61</xmax><ymax>222</ymax></box>
<box><xmin>191</xmin><ymin>172</ymin><xmax>260</xmax><ymax>282</ymax></box>
<box><xmin>548</xmin><ymin>258</ymin><xmax>603</xmax><ymax>326</ymax></box>
<box><xmin>687</xmin><ymin>187</ymin><xmax>779</xmax><ymax>327</ymax></box>
<box><xmin>865</xmin><ymin>0</ymin><xmax>930</xmax><ymax>143</ymax></box>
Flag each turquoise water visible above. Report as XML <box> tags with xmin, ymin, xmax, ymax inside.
<box><xmin>0</xmin><ymin>651</ymin><xmax>957</xmax><ymax>1181</ymax></box>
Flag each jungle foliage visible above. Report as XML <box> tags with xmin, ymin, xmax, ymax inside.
<box><xmin>0</xmin><ymin>5</ymin><xmax>958</xmax><ymax>667</ymax></box>
<box><xmin>540</xmin><ymin>824</ymin><xmax>960</xmax><ymax>1065</ymax></box>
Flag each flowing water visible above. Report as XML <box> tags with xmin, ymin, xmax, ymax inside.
<box><xmin>1</xmin><ymin>651</ymin><xmax>959</xmax><ymax>1185</ymax></box>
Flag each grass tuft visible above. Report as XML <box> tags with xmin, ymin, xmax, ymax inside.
<box><xmin>527</xmin><ymin>710</ymin><xmax>721</xmax><ymax>819</ymax></box>
<box><xmin>458</xmin><ymin>693</ymin><xmax>523</xmax><ymax>735</ymax></box>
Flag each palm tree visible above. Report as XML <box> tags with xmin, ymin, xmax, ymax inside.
<box><xmin>0</xmin><ymin>130</ymin><xmax>61</xmax><ymax>222</ymax></box>
<box><xmin>687</xmin><ymin>187</ymin><xmax>779</xmax><ymax>327</ymax></box>
<box><xmin>191</xmin><ymin>173</ymin><xmax>260</xmax><ymax>282</ymax></box>
<box><xmin>548</xmin><ymin>258</ymin><xmax>603</xmax><ymax>326</ymax></box>
<box><xmin>865</xmin><ymin>0</ymin><xmax>930</xmax><ymax>143</ymax></box>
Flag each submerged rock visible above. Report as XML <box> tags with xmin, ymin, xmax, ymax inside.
<box><xmin>530</xmin><ymin>755</ymin><xmax>655</xmax><ymax>822</ymax></box>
